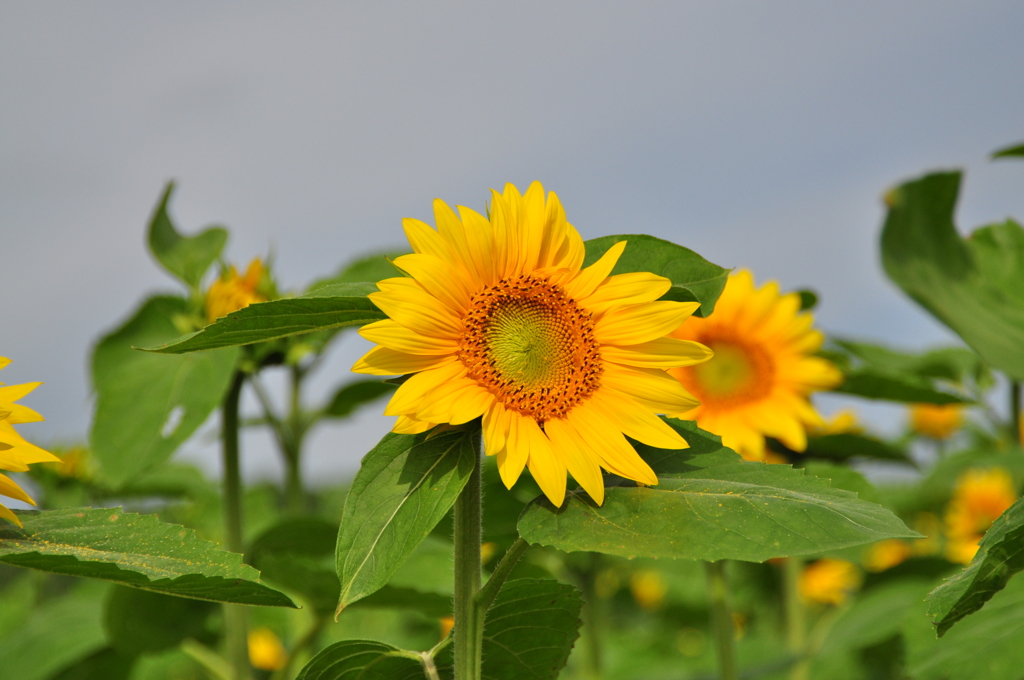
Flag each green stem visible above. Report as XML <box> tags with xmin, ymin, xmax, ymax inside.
<box><xmin>1012</xmin><ymin>380</ymin><xmax>1021</xmax><ymax>446</ymax></box>
<box><xmin>783</xmin><ymin>556</ymin><xmax>807</xmax><ymax>680</ymax></box>
<box><xmin>222</xmin><ymin>371</ymin><xmax>252</xmax><ymax>680</ymax></box>
<box><xmin>578</xmin><ymin>554</ymin><xmax>603</xmax><ymax>680</ymax></box>
<box><xmin>706</xmin><ymin>561</ymin><xmax>737</xmax><ymax>680</ymax></box>
<box><xmin>453</xmin><ymin>435</ymin><xmax>483</xmax><ymax>680</ymax></box>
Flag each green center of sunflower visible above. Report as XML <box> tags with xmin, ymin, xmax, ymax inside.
<box><xmin>459</xmin><ymin>274</ymin><xmax>601</xmax><ymax>421</ymax></box>
<box><xmin>683</xmin><ymin>337</ymin><xmax>773</xmax><ymax>407</ymax></box>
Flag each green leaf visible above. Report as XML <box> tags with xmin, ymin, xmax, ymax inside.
<box><xmin>51</xmin><ymin>648</ymin><xmax>136</xmax><ymax>680</ymax></box>
<box><xmin>351</xmin><ymin>537</ymin><xmax>455</xmax><ymax>618</ymax></box>
<box><xmin>992</xmin><ymin>141</ymin><xmax>1024</xmax><ymax>159</ymax></box>
<box><xmin>0</xmin><ymin>507</ymin><xmax>295</xmax><ymax>607</ymax></box>
<box><xmin>323</xmin><ymin>379</ymin><xmax>396</xmax><ymax>419</ymax></box>
<box><xmin>104</xmin><ymin>586</ymin><xmax>214</xmax><ymax>656</ymax></box>
<box><xmin>336</xmin><ymin>430</ymin><xmax>478</xmax><ymax>613</ymax></box>
<box><xmin>147</xmin><ymin>182</ymin><xmax>228</xmax><ymax>289</ymax></box>
<box><xmin>249</xmin><ymin>517</ymin><xmax>340</xmax><ymax>615</ymax></box>
<box><xmin>306</xmin><ymin>251</ymin><xmax>408</xmax><ymax>293</ymax></box>
<box><xmin>832</xmin><ymin>367</ymin><xmax>969</xmax><ymax>404</ymax></box>
<box><xmin>926</xmin><ymin>496</ymin><xmax>1024</xmax><ymax>636</ymax></box>
<box><xmin>90</xmin><ymin>295</ymin><xmax>239</xmax><ymax>487</ymax></box>
<box><xmin>479</xmin><ymin>578</ymin><xmax>583</xmax><ymax>680</ymax></box>
<box><xmin>0</xmin><ymin>581</ymin><xmax>109</xmax><ymax>680</ymax></box>
<box><xmin>803</xmin><ymin>433</ymin><xmax>908</xmax><ymax>462</ymax></box>
<box><xmin>881</xmin><ymin>172</ymin><xmax>1024</xmax><ymax>380</ymax></box>
<box><xmin>583</xmin><ymin>234</ymin><xmax>730</xmax><ymax>317</ymax></box>
<box><xmin>796</xmin><ymin>289</ymin><xmax>818</xmax><ymax>311</ymax></box>
<box><xmin>800</xmin><ymin>461</ymin><xmax>879</xmax><ymax>503</ymax></box>
<box><xmin>517</xmin><ymin>420</ymin><xmax>919</xmax><ymax>562</ymax></box>
<box><xmin>143</xmin><ymin>283</ymin><xmax>384</xmax><ymax>354</ymax></box>
<box><xmin>295</xmin><ymin>640</ymin><xmax>429</xmax><ymax>680</ymax></box>
<box><xmin>906</xmin><ymin>574</ymin><xmax>1024</xmax><ymax>680</ymax></box>
<box><xmin>834</xmin><ymin>339</ymin><xmax>987</xmax><ymax>385</ymax></box>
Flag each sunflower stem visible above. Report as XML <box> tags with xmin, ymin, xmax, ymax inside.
<box><xmin>453</xmin><ymin>434</ymin><xmax>483</xmax><ymax>680</ymax></box>
<box><xmin>222</xmin><ymin>371</ymin><xmax>252</xmax><ymax>680</ymax></box>
<box><xmin>1011</xmin><ymin>380</ymin><xmax>1021</xmax><ymax>446</ymax></box>
<box><xmin>706</xmin><ymin>560</ymin><xmax>737</xmax><ymax>680</ymax></box>
<box><xmin>783</xmin><ymin>556</ymin><xmax>808</xmax><ymax>680</ymax></box>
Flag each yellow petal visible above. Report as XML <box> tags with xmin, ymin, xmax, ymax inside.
<box><xmin>0</xmin><ymin>472</ymin><xmax>36</xmax><ymax>506</ymax></box>
<box><xmin>368</xmin><ymin>287</ymin><xmax>463</xmax><ymax>338</ymax></box>
<box><xmin>483</xmin><ymin>402</ymin><xmax>511</xmax><ymax>456</ymax></box>
<box><xmin>601</xmin><ymin>364</ymin><xmax>701</xmax><ymax>414</ymax></box>
<box><xmin>0</xmin><ymin>424</ymin><xmax>59</xmax><ymax>466</ymax></box>
<box><xmin>0</xmin><ymin>382</ymin><xmax>41</xmax><ymax>405</ymax></box>
<box><xmin>580</xmin><ymin>272</ymin><xmax>672</xmax><ymax>315</ymax></box>
<box><xmin>384</xmin><ymin>361</ymin><xmax>466</xmax><ymax>416</ymax></box>
<box><xmin>589</xmin><ymin>389</ymin><xmax>688</xmax><ymax>450</ymax></box>
<box><xmin>392</xmin><ymin>253</ymin><xmax>474</xmax><ymax>313</ymax></box>
<box><xmin>520</xmin><ymin>417</ymin><xmax>566</xmax><ymax>507</ymax></box>
<box><xmin>0</xmin><ymin>358</ymin><xmax>10</xmax><ymax>372</ymax></box>
<box><xmin>0</xmin><ymin>502</ymin><xmax>21</xmax><ymax>526</ymax></box>
<box><xmin>434</xmin><ymin>199</ymin><xmax>484</xmax><ymax>284</ymax></box>
<box><xmin>601</xmin><ymin>337</ymin><xmax>714</xmax><ymax>370</ymax></box>
<box><xmin>545</xmin><ymin>418</ymin><xmax>605</xmax><ymax>505</ymax></box>
<box><xmin>497</xmin><ymin>415</ymin><xmax>529</xmax><ymax>490</ymax></box>
<box><xmin>595</xmin><ymin>301</ymin><xmax>700</xmax><ymax>345</ymax></box>
<box><xmin>564</xmin><ymin>240</ymin><xmax>626</xmax><ymax>301</ymax></box>
<box><xmin>352</xmin><ymin>346</ymin><xmax>455</xmax><ymax>376</ymax></box>
<box><xmin>416</xmin><ymin>378</ymin><xmax>487</xmax><ymax>424</ymax></box>
<box><xmin>393</xmin><ymin>415</ymin><xmax>436</xmax><ymax>434</ymax></box>
<box><xmin>358</xmin><ymin>319</ymin><xmax>459</xmax><ymax>356</ymax></box>
<box><xmin>566</xmin><ymin>404</ymin><xmax>658</xmax><ymax>485</ymax></box>
<box><xmin>403</xmin><ymin>217</ymin><xmax>450</xmax><ymax>259</ymax></box>
<box><xmin>2</xmin><ymin>403</ymin><xmax>44</xmax><ymax>425</ymax></box>
<box><xmin>458</xmin><ymin>205</ymin><xmax>498</xmax><ymax>286</ymax></box>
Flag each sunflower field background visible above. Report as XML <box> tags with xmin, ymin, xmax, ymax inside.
<box><xmin>5</xmin><ymin>5</ymin><xmax>1024</xmax><ymax>680</ymax></box>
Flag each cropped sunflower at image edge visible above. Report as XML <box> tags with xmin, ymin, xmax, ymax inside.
<box><xmin>353</xmin><ymin>181</ymin><xmax>714</xmax><ymax>507</ymax></box>
<box><xmin>0</xmin><ymin>358</ymin><xmax>59</xmax><ymax>525</ymax></box>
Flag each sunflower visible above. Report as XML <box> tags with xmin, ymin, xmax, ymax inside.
<box><xmin>944</xmin><ymin>467</ymin><xmax>1017</xmax><ymax>564</ymax></box>
<box><xmin>799</xmin><ymin>558</ymin><xmax>861</xmax><ymax>606</ymax></box>
<box><xmin>667</xmin><ymin>270</ymin><xmax>841</xmax><ymax>462</ymax></box>
<box><xmin>353</xmin><ymin>182</ymin><xmax>712</xmax><ymax>506</ymax></box>
<box><xmin>909</xmin><ymin>403</ymin><xmax>963</xmax><ymax>440</ymax></box>
<box><xmin>0</xmin><ymin>357</ymin><xmax>60</xmax><ymax>525</ymax></box>
<box><xmin>206</xmin><ymin>258</ymin><xmax>268</xmax><ymax>323</ymax></box>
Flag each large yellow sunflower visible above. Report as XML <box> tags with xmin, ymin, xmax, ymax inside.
<box><xmin>0</xmin><ymin>357</ymin><xmax>59</xmax><ymax>525</ymax></box>
<box><xmin>353</xmin><ymin>182</ymin><xmax>712</xmax><ymax>506</ymax></box>
<box><xmin>668</xmin><ymin>270</ymin><xmax>841</xmax><ymax>461</ymax></box>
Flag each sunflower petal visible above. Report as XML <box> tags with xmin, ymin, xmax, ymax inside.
<box><xmin>564</xmin><ymin>240</ymin><xmax>626</xmax><ymax>301</ymax></box>
<box><xmin>352</xmin><ymin>346</ymin><xmax>455</xmax><ymax>376</ymax></box>
<box><xmin>359</xmin><ymin>319</ymin><xmax>458</xmax><ymax>355</ymax></box>
<box><xmin>521</xmin><ymin>417</ymin><xmax>566</xmax><ymax>507</ymax></box>
<box><xmin>601</xmin><ymin>337</ymin><xmax>714</xmax><ymax>369</ymax></box>
<box><xmin>545</xmin><ymin>418</ymin><xmax>605</xmax><ymax>505</ymax></box>
<box><xmin>595</xmin><ymin>300</ymin><xmax>700</xmax><ymax>345</ymax></box>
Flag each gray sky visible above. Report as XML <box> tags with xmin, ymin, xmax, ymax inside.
<box><xmin>3</xmin><ymin>2</ymin><xmax>1024</xmax><ymax>488</ymax></box>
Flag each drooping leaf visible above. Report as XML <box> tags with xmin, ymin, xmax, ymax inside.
<box><xmin>926</xmin><ymin>496</ymin><xmax>1024</xmax><ymax>636</ymax></box>
<box><xmin>803</xmin><ymin>433</ymin><xmax>908</xmax><ymax>462</ymax></box>
<box><xmin>517</xmin><ymin>420</ymin><xmax>919</xmax><ymax>562</ymax></box>
<box><xmin>832</xmin><ymin>367</ymin><xmax>969</xmax><ymax>404</ymax></box>
<box><xmin>249</xmin><ymin>517</ymin><xmax>340</xmax><ymax>615</ymax></box>
<box><xmin>992</xmin><ymin>141</ymin><xmax>1024</xmax><ymax>159</ymax></box>
<box><xmin>0</xmin><ymin>581</ymin><xmax>110</xmax><ymax>680</ymax></box>
<box><xmin>51</xmin><ymin>647</ymin><xmax>136</xmax><ymax>680</ymax></box>
<box><xmin>295</xmin><ymin>640</ymin><xmax>429</xmax><ymax>680</ymax></box>
<box><xmin>880</xmin><ymin>171</ymin><xmax>1024</xmax><ymax>380</ymax></box>
<box><xmin>479</xmin><ymin>578</ymin><xmax>583</xmax><ymax>680</ymax></box>
<box><xmin>834</xmin><ymin>339</ymin><xmax>988</xmax><ymax>385</ymax></box>
<box><xmin>335</xmin><ymin>430</ymin><xmax>478</xmax><ymax>613</ymax></box>
<box><xmin>306</xmin><ymin>251</ymin><xmax>407</xmax><ymax>293</ymax></box>
<box><xmin>323</xmin><ymin>379</ymin><xmax>396</xmax><ymax>419</ymax></box>
<box><xmin>144</xmin><ymin>283</ymin><xmax>384</xmax><ymax>354</ymax></box>
<box><xmin>147</xmin><ymin>182</ymin><xmax>228</xmax><ymax>289</ymax></box>
<box><xmin>906</xmin><ymin>574</ymin><xmax>1024</xmax><ymax>680</ymax></box>
<box><xmin>1</xmin><ymin>508</ymin><xmax>295</xmax><ymax>607</ymax></box>
<box><xmin>91</xmin><ymin>295</ymin><xmax>238</xmax><ymax>487</ymax></box>
<box><xmin>583</xmin><ymin>234</ymin><xmax>730</xmax><ymax>317</ymax></box>
<box><xmin>104</xmin><ymin>586</ymin><xmax>214</xmax><ymax>656</ymax></box>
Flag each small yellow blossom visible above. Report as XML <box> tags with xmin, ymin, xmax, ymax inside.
<box><xmin>248</xmin><ymin>627</ymin><xmax>286</xmax><ymax>672</ymax></box>
<box><xmin>862</xmin><ymin>539</ymin><xmax>913</xmax><ymax>572</ymax></box>
<box><xmin>0</xmin><ymin>357</ymin><xmax>60</xmax><ymax>525</ymax></box>
<box><xmin>480</xmin><ymin>542</ymin><xmax>498</xmax><ymax>565</ymax></box>
<box><xmin>808</xmin><ymin>409</ymin><xmax>863</xmax><ymax>437</ymax></box>
<box><xmin>799</xmin><ymin>559</ymin><xmax>861</xmax><ymax>605</ymax></box>
<box><xmin>909</xmin><ymin>403</ymin><xmax>964</xmax><ymax>440</ymax></box>
<box><xmin>206</xmin><ymin>259</ymin><xmax>267</xmax><ymax>324</ymax></box>
<box><xmin>439</xmin><ymin>616</ymin><xmax>455</xmax><ymax>640</ymax></box>
<box><xmin>943</xmin><ymin>467</ymin><xmax>1017</xmax><ymax>563</ymax></box>
<box><xmin>47</xmin><ymin>446</ymin><xmax>91</xmax><ymax>481</ymax></box>
<box><xmin>630</xmin><ymin>570</ymin><xmax>668</xmax><ymax>611</ymax></box>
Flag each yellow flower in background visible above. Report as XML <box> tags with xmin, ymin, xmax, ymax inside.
<box><xmin>46</xmin><ymin>446</ymin><xmax>91</xmax><ymax>481</ymax></box>
<box><xmin>808</xmin><ymin>409</ymin><xmax>863</xmax><ymax>437</ymax></box>
<box><xmin>862</xmin><ymin>539</ymin><xmax>913</xmax><ymax>572</ymax></box>
<box><xmin>799</xmin><ymin>558</ymin><xmax>861</xmax><ymax>606</ymax></box>
<box><xmin>909</xmin><ymin>403</ymin><xmax>963</xmax><ymax>440</ymax></box>
<box><xmin>944</xmin><ymin>467</ymin><xmax>1017</xmax><ymax>564</ymax></box>
<box><xmin>668</xmin><ymin>270</ymin><xmax>842</xmax><ymax>462</ymax></box>
<box><xmin>353</xmin><ymin>182</ymin><xmax>712</xmax><ymax>506</ymax></box>
<box><xmin>0</xmin><ymin>358</ymin><xmax>60</xmax><ymax>525</ymax></box>
<box><xmin>206</xmin><ymin>258</ymin><xmax>267</xmax><ymax>323</ymax></box>
<box><xmin>248</xmin><ymin>627</ymin><xmax>287</xmax><ymax>672</ymax></box>
<box><xmin>630</xmin><ymin>570</ymin><xmax>668</xmax><ymax>611</ymax></box>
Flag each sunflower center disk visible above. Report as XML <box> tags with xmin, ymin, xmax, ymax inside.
<box><xmin>459</xmin><ymin>275</ymin><xmax>601</xmax><ymax>421</ymax></box>
<box><xmin>685</xmin><ymin>337</ymin><xmax>774</xmax><ymax>407</ymax></box>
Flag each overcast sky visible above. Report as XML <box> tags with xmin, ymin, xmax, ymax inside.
<box><xmin>3</xmin><ymin>2</ymin><xmax>1024</xmax><ymax>488</ymax></box>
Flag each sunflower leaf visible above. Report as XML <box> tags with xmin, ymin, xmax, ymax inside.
<box><xmin>583</xmin><ymin>234</ymin><xmax>730</xmax><ymax>317</ymax></box>
<box><xmin>142</xmin><ymin>283</ymin><xmax>385</xmax><ymax>354</ymax></box>
<box><xmin>91</xmin><ymin>295</ymin><xmax>239</xmax><ymax>487</ymax></box>
<box><xmin>147</xmin><ymin>182</ymin><xmax>228</xmax><ymax>289</ymax></box>
<box><xmin>1</xmin><ymin>507</ymin><xmax>296</xmax><ymax>608</ymax></box>
<box><xmin>322</xmin><ymin>379</ymin><xmax>396</xmax><ymax>419</ymax></box>
<box><xmin>831</xmin><ymin>367</ymin><xmax>970</xmax><ymax>404</ymax></box>
<box><xmin>880</xmin><ymin>171</ymin><xmax>1024</xmax><ymax>380</ymax></box>
<box><xmin>926</xmin><ymin>496</ymin><xmax>1024</xmax><ymax>636</ymax></box>
<box><xmin>294</xmin><ymin>641</ymin><xmax>428</xmax><ymax>680</ymax></box>
<box><xmin>335</xmin><ymin>430</ymin><xmax>478</xmax><ymax>614</ymax></box>
<box><xmin>517</xmin><ymin>420</ymin><xmax>920</xmax><ymax>562</ymax></box>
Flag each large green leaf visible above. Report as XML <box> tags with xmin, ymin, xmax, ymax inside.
<box><xmin>906</xmin><ymin>574</ymin><xmax>1024</xmax><ymax>680</ymax></box>
<box><xmin>832</xmin><ymin>368</ymin><xmax>969</xmax><ymax>404</ymax></box>
<box><xmin>351</xmin><ymin>536</ymin><xmax>455</xmax><ymax>618</ymax></box>
<box><xmin>583</xmin><ymin>234</ymin><xmax>729</xmax><ymax>317</ymax></box>
<box><xmin>335</xmin><ymin>430</ymin><xmax>478</xmax><ymax>613</ymax></box>
<box><xmin>880</xmin><ymin>171</ymin><xmax>1024</xmax><ymax>380</ymax></box>
<box><xmin>926</xmin><ymin>496</ymin><xmax>1024</xmax><ymax>636</ymax></box>
<box><xmin>479</xmin><ymin>578</ymin><xmax>583</xmax><ymax>680</ymax></box>
<box><xmin>517</xmin><ymin>420</ymin><xmax>919</xmax><ymax>562</ymax></box>
<box><xmin>834</xmin><ymin>339</ymin><xmax>988</xmax><ymax>385</ymax></box>
<box><xmin>802</xmin><ymin>433</ymin><xmax>908</xmax><ymax>462</ymax></box>
<box><xmin>104</xmin><ymin>586</ymin><xmax>214</xmax><ymax>656</ymax></box>
<box><xmin>323</xmin><ymin>379</ymin><xmax>396</xmax><ymax>419</ymax></box>
<box><xmin>1</xmin><ymin>508</ymin><xmax>295</xmax><ymax>607</ymax></box>
<box><xmin>144</xmin><ymin>283</ymin><xmax>384</xmax><ymax>354</ymax></box>
<box><xmin>295</xmin><ymin>640</ymin><xmax>431</xmax><ymax>680</ymax></box>
<box><xmin>147</xmin><ymin>182</ymin><xmax>228</xmax><ymax>289</ymax></box>
<box><xmin>0</xmin><ymin>581</ymin><xmax>110</xmax><ymax>680</ymax></box>
<box><xmin>91</xmin><ymin>295</ymin><xmax>239</xmax><ymax>487</ymax></box>
<box><xmin>250</xmin><ymin>517</ymin><xmax>340</xmax><ymax>615</ymax></box>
